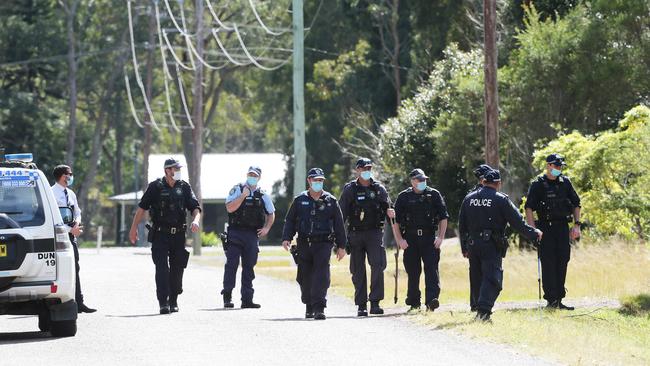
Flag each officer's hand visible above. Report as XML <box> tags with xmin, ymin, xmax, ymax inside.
<box><xmin>336</xmin><ymin>248</ymin><xmax>346</xmax><ymax>261</ymax></box>
<box><xmin>570</xmin><ymin>226</ymin><xmax>581</xmax><ymax>240</ymax></box>
<box><xmin>257</xmin><ymin>227</ymin><xmax>270</xmax><ymax>238</ymax></box>
<box><xmin>398</xmin><ymin>239</ymin><xmax>409</xmax><ymax>250</ymax></box>
<box><xmin>535</xmin><ymin>229</ymin><xmax>543</xmax><ymax>241</ymax></box>
<box><xmin>129</xmin><ymin>228</ymin><xmax>138</xmax><ymax>245</ymax></box>
<box><xmin>462</xmin><ymin>251</ymin><xmax>469</xmax><ymax>258</ymax></box>
<box><xmin>386</xmin><ymin>208</ymin><xmax>396</xmax><ymax>219</ymax></box>
<box><xmin>282</xmin><ymin>240</ymin><xmax>291</xmax><ymax>251</ymax></box>
<box><xmin>70</xmin><ymin>223</ymin><xmax>82</xmax><ymax>237</ymax></box>
<box><xmin>191</xmin><ymin>220</ymin><xmax>200</xmax><ymax>233</ymax></box>
<box><xmin>242</xmin><ymin>186</ymin><xmax>251</xmax><ymax>197</ymax></box>
<box><xmin>434</xmin><ymin>236</ymin><xmax>443</xmax><ymax>249</ymax></box>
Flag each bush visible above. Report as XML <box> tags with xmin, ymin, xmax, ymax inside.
<box><xmin>201</xmin><ymin>231</ymin><xmax>220</xmax><ymax>247</ymax></box>
<box><xmin>533</xmin><ymin>105</ymin><xmax>650</xmax><ymax>240</ymax></box>
<box><xmin>619</xmin><ymin>294</ymin><xmax>650</xmax><ymax>316</ymax></box>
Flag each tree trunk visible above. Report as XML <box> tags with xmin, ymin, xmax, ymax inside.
<box><xmin>142</xmin><ymin>4</ymin><xmax>156</xmax><ymax>191</ymax></box>
<box><xmin>187</xmin><ymin>0</ymin><xmax>205</xmax><ymax>255</ymax></box>
<box><xmin>62</xmin><ymin>0</ymin><xmax>80</xmax><ymax>166</ymax></box>
<box><xmin>390</xmin><ymin>0</ymin><xmax>401</xmax><ymax>107</ymax></box>
<box><xmin>483</xmin><ymin>0</ymin><xmax>500</xmax><ymax>168</ymax></box>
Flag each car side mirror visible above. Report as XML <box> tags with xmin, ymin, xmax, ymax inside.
<box><xmin>59</xmin><ymin>207</ymin><xmax>74</xmax><ymax>225</ymax></box>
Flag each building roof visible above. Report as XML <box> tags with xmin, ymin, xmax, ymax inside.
<box><xmin>109</xmin><ymin>153</ymin><xmax>288</xmax><ymax>203</ymax></box>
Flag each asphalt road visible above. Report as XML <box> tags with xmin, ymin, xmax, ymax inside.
<box><xmin>0</xmin><ymin>248</ymin><xmax>556</xmax><ymax>365</ymax></box>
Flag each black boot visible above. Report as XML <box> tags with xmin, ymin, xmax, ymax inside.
<box><xmin>222</xmin><ymin>290</ymin><xmax>234</xmax><ymax>308</ymax></box>
<box><xmin>357</xmin><ymin>305</ymin><xmax>368</xmax><ymax>317</ymax></box>
<box><xmin>370</xmin><ymin>301</ymin><xmax>384</xmax><ymax>315</ymax></box>
<box><xmin>305</xmin><ymin>305</ymin><xmax>314</xmax><ymax>319</ymax></box>
<box><xmin>77</xmin><ymin>303</ymin><xmax>97</xmax><ymax>314</ymax></box>
<box><xmin>159</xmin><ymin>303</ymin><xmax>171</xmax><ymax>315</ymax></box>
<box><xmin>557</xmin><ymin>301</ymin><xmax>575</xmax><ymax>311</ymax></box>
<box><xmin>426</xmin><ymin>298</ymin><xmax>440</xmax><ymax>312</ymax></box>
<box><xmin>475</xmin><ymin>310</ymin><xmax>491</xmax><ymax>322</ymax></box>
<box><xmin>241</xmin><ymin>301</ymin><xmax>261</xmax><ymax>309</ymax></box>
<box><xmin>169</xmin><ymin>295</ymin><xmax>179</xmax><ymax>313</ymax></box>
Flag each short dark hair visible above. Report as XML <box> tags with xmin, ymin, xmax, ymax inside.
<box><xmin>53</xmin><ymin>165</ymin><xmax>71</xmax><ymax>180</ymax></box>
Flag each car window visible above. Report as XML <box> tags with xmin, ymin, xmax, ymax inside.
<box><xmin>0</xmin><ymin>172</ymin><xmax>45</xmax><ymax>227</ymax></box>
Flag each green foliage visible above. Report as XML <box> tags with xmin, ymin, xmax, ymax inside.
<box><xmin>201</xmin><ymin>231</ymin><xmax>220</xmax><ymax>247</ymax></box>
<box><xmin>620</xmin><ymin>294</ymin><xmax>650</xmax><ymax>317</ymax></box>
<box><xmin>533</xmin><ymin>106</ymin><xmax>650</xmax><ymax>240</ymax></box>
<box><xmin>380</xmin><ymin>44</ymin><xmax>484</xmax><ymax>219</ymax></box>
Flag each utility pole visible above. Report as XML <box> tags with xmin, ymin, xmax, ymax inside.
<box><xmin>191</xmin><ymin>0</ymin><xmax>204</xmax><ymax>256</ymax></box>
<box><xmin>483</xmin><ymin>0</ymin><xmax>500</xmax><ymax>168</ymax></box>
<box><xmin>292</xmin><ymin>0</ymin><xmax>306</xmax><ymax>196</ymax></box>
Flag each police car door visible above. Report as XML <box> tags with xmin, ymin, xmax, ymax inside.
<box><xmin>0</xmin><ymin>169</ymin><xmax>57</xmax><ymax>283</ymax></box>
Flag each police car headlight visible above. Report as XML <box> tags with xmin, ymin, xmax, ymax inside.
<box><xmin>55</xmin><ymin>225</ymin><xmax>72</xmax><ymax>251</ymax></box>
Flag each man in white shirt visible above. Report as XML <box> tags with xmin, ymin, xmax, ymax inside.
<box><xmin>51</xmin><ymin>164</ymin><xmax>96</xmax><ymax>313</ymax></box>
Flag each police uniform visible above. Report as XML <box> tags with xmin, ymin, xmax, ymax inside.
<box><xmin>339</xmin><ymin>170</ymin><xmax>390</xmax><ymax>314</ymax></box>
<box><xmin>458</xmin><ymin>170</ymin><xmax>538</xmax><ymax>320</ymax></box>
<box><xmin>282</xmin><ymin>168</ymin><xmax>346</xmax><ymax>319</ymax></box>
<box><xmin>51</xmin><ymin>181</ymin><xmax>95</xmax><ymax>313</ymax></box>
<box><xmin>138</xmin><ymin>166</ymin><xmax>201</xmax><ymax>310</ymax></box>
<box><xmin>222</xmin><ymin>169</ymin><xmax>274</xmax><ymax>308</ymax></box>
<box><xmin>525</xmin><ymin>155</ymin><xmax>580</xmax><ymax>308</ymax></box>
<box><xmin>464</xmin><ymin>164</ymin><xmax>493</xmax><ymax>312</ymax></box>
<box><xmin>394</xmin><ymin>172</ymin><xmax>449</xmax><ymax>309</ymax></box>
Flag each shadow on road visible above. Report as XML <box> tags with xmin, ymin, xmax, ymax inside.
<box><xmin>0</xmin><ymin>331</ymin><xmax>59</xmax><ymax>345</ymax></box>
<box><xmin>262</xmin><ymin>317</ymin><xmax>308</xmax><ymax>322</ymax></box>
<box><xmin>104</xmin><ymin>313</ymin><xmax>163</xmax><ymax>318</ymax></box>
<box><xmin>198</xmin><ymin>308</ymin><xmax>246</xmax><ymax>312</ymax></box>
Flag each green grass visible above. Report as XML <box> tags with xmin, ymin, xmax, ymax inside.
<box><xmin>414</xmin><ymin>308</ymin><xmax>650</xmax><ymax>366</ymax></box>
<box><xmin>250</xmin><ymin>239</ymin><xmax>650</xmax><ymax>365</ymax></box>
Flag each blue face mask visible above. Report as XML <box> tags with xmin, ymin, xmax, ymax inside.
<box><xmin>416</xmin><ymin>181</ymin><xmax>427</xmax><ymax>191</ymax></box>
<box><xmin>247</xmin><ymin>176</ymin><xmax>259</xmax><ymax>186</ymax></box>
<box><xmin>550</xmin><ymin>168</ymin><xmax>562</xmax><ymax>177</ymax></box>
<box><xmin>310</xmin><ymin>181</ymin><xmax>324</xmax><ymax>193</ymax></box>
<box><xmin>66</xmin><ymin>175</ymin><xmax>74</xmax><ymax>187</ymax></box>
<box><xmin>360</xmin><ymin>171</ymin><xmax>372</xmax><ymax>181</ymax></box>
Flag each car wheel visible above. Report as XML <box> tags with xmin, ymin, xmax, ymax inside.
<box><xmin>50</xmin><ymin>319</ymin><xmax>77</xmax><ymax>337</ymax></box>
<box><xmin>38</xmin><ymin>311</ymin><xmax>51</xmax><ymax>332</ymax></box>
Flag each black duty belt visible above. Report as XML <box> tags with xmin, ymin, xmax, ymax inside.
<box><xmin>297</xmin><ymin>234</ymin><xmax>333</xmax><ymax>244</ymax></box>
<box><xmin>152</xmin><ymin>224</ymin><xmax>187</xmax><ymax>235</ymax></box>
<box><xmin>403</xmin><ymin>228</ymin><xmax>435</xmax><ymax>237</ymax></box>
<box><xmin>471</xmin><ymin>229</ymin><xmax>502</xmax><ymax>242</ymax></box>
<box><xmin>348</xmin><ymin>224</ymin><xmax>383</xmax><ymax>232</ymax></box>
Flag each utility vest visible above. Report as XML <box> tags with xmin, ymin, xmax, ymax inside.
<box><xmin>537</xmin><ymin>176</ymin><xmax>573</xmax><ymax>222</ymax></box>
<box><xmin>400</xmin><ymin>188</ymin><xmax>439</xmax><ymax>234</ymax></box>
<box><xmin>150</xmin><ymin>178</ymin><xmax>187</xmax><ymax>227</ymax></box>
<box><xmin>295</xmin><ymin>193</ymin><xmax>335</xmax><ymax>238</ymax></box>
<box><xmin>228</xmin><ymin>185</ymin><xmax>266</xmax><ymax>230</ymax></box>
<box><xmin>347</xmin><ymin>181</ymin><xmax>385</xmax><ymax>231</ymax></box>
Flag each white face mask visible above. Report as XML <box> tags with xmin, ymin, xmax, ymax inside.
<box><xmin>173</xmin><ymin>170</ymin><xmax>182</xmax><ymax>181</ymax></box>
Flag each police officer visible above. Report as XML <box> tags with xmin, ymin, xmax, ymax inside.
<box><xmin>221</xmin><ymin>166</ymin><xmax>275</xmax><ymax>309</ymax></box>
<box><xmin>459</xmin><ymin>169</ymin><xmax>542</xmax><ymax>321</ymax></box>
<box><xmin>393</xmin><ymin>169</ymin><xmax>449</xmax><ymax>312</ymax></box>
<box><xmin>524</xmin><ymin>153</ymin><xmax>581</xmax><ymax>310</ymax></box>
<box><xmin>129</xmin><ymin>158</ymin><xmax>202</xmax><ymax>314</ymax></box>
<box><xmin>464</xmin><ymin>164</ymin><xmax>493</xmax><ymax>312</ymax></box>
<box><xmin>339</xmin><ymin>158</ymin><xmax>395</xmax><ymax>316</ymax></box>
<box><xmin>51</xmin><ymin>165</ymin><xmax>96</xmax><ymax>313</ymax></box>
<box><xmin>282</xmin><ymin>168</ymin><xmax>347</xmax><ymax>320</ymax></box>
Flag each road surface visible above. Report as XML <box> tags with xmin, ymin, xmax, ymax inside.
<box><xmin>0</xmin><ymin>248</ymin><xmax>556</xmax><ymax>365</ymax></box>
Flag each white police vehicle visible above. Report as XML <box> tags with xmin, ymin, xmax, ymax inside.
<box><xmin>0</xmin><ymin>153</ymin><xmax>77</xmax><ymax>337</ymax></box>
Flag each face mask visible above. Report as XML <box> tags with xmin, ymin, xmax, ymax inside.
<box><xmin>360</xmin><ymin>171</ymin><xmax>372</xmax><ymax>181</ymax></box>
<box><xmin>247</xmin><ymin>176</ymin><xmax>259</xmax><ymax>186</ymax></box>
<box><xmin>550</xmin><ymin>168</ymin><xmax>562</xmax><ymax>177</ymax></box>
<box><xmin>416</xmin><ymin>181</ymin><xmax>427</xmax><ymax>191</ymax></box>
<box><xmin>310</xmin><ymin>181</ymin><xmax>324</xmax><ymax>193</ymax></box>
<box><xmin>66</xmin><ymin>175</ymin><xmax>74</xmax><ymax>186</ymax></box>
<box><xmin>173</xmin><ymin>170</ymin><xmax>182</xmax><ymax>181</ymax></box>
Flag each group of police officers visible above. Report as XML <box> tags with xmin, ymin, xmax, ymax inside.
<box><xmin>125</xmin><ymin>153</ymin><xmax>581</xmax><ymax>322</ymax></box>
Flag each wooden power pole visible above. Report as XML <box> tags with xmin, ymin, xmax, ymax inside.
<box><xmin>483</xmin><ymin>0</ymin><xmax>500</xmax><ymax>168</ymax></box>
<box><xmin>292</xmin><ymin>0</ymin><xmax>306</xmax><ymax>196</ymax></box>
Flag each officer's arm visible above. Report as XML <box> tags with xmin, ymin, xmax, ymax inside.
<box><xmin>338</xmin><ymin>185</ymin><xmax>351</xmax><ymax>224</ymax></box>
<box><xmin>524</xmin><ymin>182</ymin><xmax>538</xmax><ymax>227</ymax></box>
<box><xmin>503</xmin><ymin>199</ymin><xmax>537</xmax><ymax>242</ymax></box>
<box><xmin>458</xmin><ymin>200</ymin><xmax>469</xmax><ymax>253</ymax></box>
<box><xmin>332</xmin><ymin>200</ymin><xmax>347</xmax><ymax>249</ymax></box>
<box><xmin>435</xmin><ymin>192</ymin><xmax>450</xmax><ymax>237</ymax></box>
<box><xmin>392</xmin><ymin>194</ymin><xmax>406</xmax><ymax>243</ymax></box>
<box><xmin>281</xmin><ymin>200</ymin><xmax>298</xmax><ymax>241</ymax></box>
<box><xmin>262</xmin><ymin>194</ymin><xmax>276</xmax><ymax>231</ymax></box>
<box><xmin>566</xmin><ymin>179</ymin><xmax>582</xmax><ymax>221</ymax></box>
<box><xmin>225</xmin><ymin>187</ymin><xmax>246</xmax><ymax>213</ymax></box>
